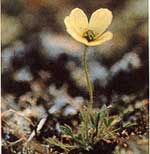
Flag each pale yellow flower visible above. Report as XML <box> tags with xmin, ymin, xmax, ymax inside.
<box><xmin>64</xmin><ymin>8</ymin><xmax>113</xmax><ymax>46</ymax></box>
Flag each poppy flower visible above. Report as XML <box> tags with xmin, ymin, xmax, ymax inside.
<box><xmin>64</xmin><ymin>8</ymin><xmax>113</xmax><ymax>46</ymax></box>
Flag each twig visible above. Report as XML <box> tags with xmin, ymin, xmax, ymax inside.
<box><xmin>7</xmin><ymin>138</ymin><xmax>25</xmax><ymax>147</ymax></box>
<box><xmin>25</xmin><ymin>117</ymin><xmax>47</xmax><ymax>144</ymax></box>
<box><xmin>1</xmin><ymin>109</ymin><xmax>34</xmax><ymax>126</ymax></box>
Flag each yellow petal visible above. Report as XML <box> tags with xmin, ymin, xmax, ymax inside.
<box><xmin>69</xmin><ymin>8</ymin><xmax>88</xmax><ymax>36</ymax></box>
<box><xmin>64</xmin><ymin>16</ymin><xmax>88</xmax><ymax>45</ymax></box>
<box><xmin>87</xmin><ymin>31</ymin><xmax>113</xmax><ymax>46</ymax></box>
<box><xmin>64</xmin><ymin>16</ymin><xmax>74</xmax><ymax>32</ymax></box>
<box><xmin>89</xmin><ymin>8</ymin><xmax>113</xmax><ymax>36</ymax></box>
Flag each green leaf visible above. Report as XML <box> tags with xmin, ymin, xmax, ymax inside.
<box><xmin>90</xmin><ymin>115</ymin><xmax>96</xmax><ymax>128</ymax></box>
<box><xmin>100</xmin><ymin>105</ymin><xmax>108</xmax><ymax>119</ymax></box>
<box><xmin>47</xmin><ymin>138</ymin><xmax>76</xmax><ymax>151</ymax></box>
<box><xmin>103</xmin><ymin>117</ymin><xmax>114</xmax><ymax>127</ymax></box>
<box><xmin>104</xmin><ymin>118</ymin><xmax>108</xmax><ymax>127</ymax></box>
<box><xmin>73</xmin><ymin>134</ymin><xmax>82</xmax><ymax>141</ymax></box>
<box><xmin>79</xmin><ymin>112</ymin><xmax>83</xmax><ymax>121</ymax></box>
<box><xmin>100</xmin><ymin>104</ymin><xmax>107</xmax><ymax>113</ymax></box>
<box><xmin>96</xmin><ymin>112</ymin><xmax>100</xmax><ymax>123</ymax></box>
<box><xmin>107</xmin><ymin>117</ymin><xmax>114</xmax><ymax>126</ymax></box>
<box><xmin>60</xmin><ymin>124</ymin><xmax>73</xmax><ymax>136</ymax></box>
<box><xmin>123</xmin><ymin>122</ymin><xmax>137</xmax><ymax>128</ymax></box>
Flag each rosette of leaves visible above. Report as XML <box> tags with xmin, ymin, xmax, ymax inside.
<box><xmin>47</xmin><ymin>105</ymin><xmax>123</xmax><ymax>153</ymax></box>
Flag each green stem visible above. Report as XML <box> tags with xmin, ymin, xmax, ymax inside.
<box><xmin>82</xmin><ymin>46</ymin><xmax>94</xmax><ymax>109</ymax></box>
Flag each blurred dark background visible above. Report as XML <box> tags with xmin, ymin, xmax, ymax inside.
<box><xmin>2</xmin><ymin>0</ymin><xmax>148</xmax><ymax>109</ymax></box>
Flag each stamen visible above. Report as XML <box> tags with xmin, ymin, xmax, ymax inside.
<box><xmin>83</xmin><ymin>30</ymin><xmax>95</xmax><ymax>42</ymax></box>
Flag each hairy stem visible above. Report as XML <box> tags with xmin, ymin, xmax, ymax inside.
<box><xmin>82</xmin><ymin>46</ymin><xmax>94</xmax><ymax>109</ymax></box>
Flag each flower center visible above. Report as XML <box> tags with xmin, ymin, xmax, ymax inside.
<box><xmin>83</xmin><ymin>30</ymin><xmax>95</xmax><ymax>42</ymax></box>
